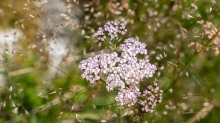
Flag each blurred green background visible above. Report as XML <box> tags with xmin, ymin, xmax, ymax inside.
<box><xmin>0</xmin><ymin>0</ymin><xmax>220</xmax><ymax>122</ymax></box>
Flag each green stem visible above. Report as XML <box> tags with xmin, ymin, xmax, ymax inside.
<box><xmin>100</xmin><ymin>79</ymin><xmax>106</xmax><ymax>84</ymax></box>
<box><xmin>109</xmin><ymin>46</ymin><xmax>115</xmax><ymax>51</ymax></box>
<box><xmin>104</xmin><ymin>39</ymin><xmax>115</xmax><ymax>51</ymax></box>
<box><xmin>119</xmin><ymin>108</ymin><xmax>123</xmax><ymax>123</ymax></box>
<box><xmin>114</xmin><ymin>42</ymin><xmax>117</xmax><ymax>51</ymax></box>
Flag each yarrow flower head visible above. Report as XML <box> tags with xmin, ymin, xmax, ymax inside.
<box><xmin>79</xmin><ymin>21</ymin><xmax>162</xmax><ymax>113</ymax></box>
<box><xmin>140</xmin><ymin>84</ymin><xmax>163</xmax><ymax>113</ymax></box>
<box><xmin>93</xmin><ymin>21</ymin><xmax>128</xmax><ymax>41</ymax></box>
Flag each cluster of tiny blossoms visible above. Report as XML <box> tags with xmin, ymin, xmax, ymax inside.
<box><xmin>93</xmin><ymin>21</ymin><xmax>127</xmax><ymax>41</ymax></box>
<box><xmin>140</xmin><ymin>83</ymin><xmax>163</xmax><ymax>113</ymax></box>
<box><xmin>79</xmin><ymin>22</ymin><xmax>163</xmax><ymax>113</ymax></box>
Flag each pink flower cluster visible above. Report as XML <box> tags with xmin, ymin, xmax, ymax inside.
<box><xmin>79</xmin><ymin>21</ymin><xmax>163</xmax><ymax>113</ymax></box>
<box><xmin>93</xmin><ymin>21</ymin><xmax>128</xmax><ymax>41</ymax></box>
<box><xmin>140</xmin><ymin>83</ymin><xmax>163</xmax><ymax>113</ymax></box>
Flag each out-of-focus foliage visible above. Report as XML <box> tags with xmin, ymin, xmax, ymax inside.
<box><xmin>0</xmin><ymin>0</ymin><xmax>38</xmax><ymax>39</ymax></box>
<box><xmin>0</xmin><ymin>0</ymin><xmax>220</xmax><ymax>123</ymax></box>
